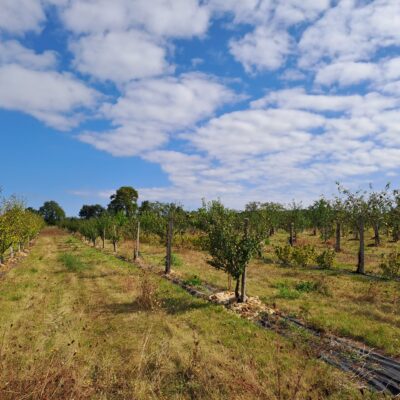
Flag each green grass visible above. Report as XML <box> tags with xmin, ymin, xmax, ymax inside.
<box><xmin>116</xmin><ymin>229</ymin><xmax>400</xmax><ymax>356</ymax></box>
<box><xmin>0</xmin><ymin>229</ymin><xmax>369</xmax><ymax>399</ymax></box>
<box><xmin>183</xmin><ymin>275</ymin><xmax>202</xmax><ymax>287</ymax></box>
<box><xmin>57</xmin><ymin>252</ymin><xmax>87</xmax><ymax>272</ymax></box>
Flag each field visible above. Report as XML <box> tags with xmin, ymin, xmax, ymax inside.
<box><xmin>114</xmin><ymin>229</ymin><xmax>400</xmax><ymax>357</ymax></box>
<box><xmin>0</xmin><ymin>228</ymin><xmax>380</xmax><ymax>399</ymax></box>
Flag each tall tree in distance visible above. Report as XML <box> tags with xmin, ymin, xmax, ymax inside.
<box><xmin>108</xmin><ymin>186</ymin><xmax>138</xmax><ymax>217</ymax></box>
<box><xmin>39</xmin><ymin>201</ymin><xmax>65</xmax><ymax>225</ymax></box>
<box><xmin>79</xmin><ymin>204</ymin><xmax>105</xmax><ymax>219</ymax></box>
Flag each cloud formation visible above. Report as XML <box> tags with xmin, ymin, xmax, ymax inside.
<box><xmin>1</xmin><ymin>0</ymin><xmax>400</xmax><ymax>207</ymax></box>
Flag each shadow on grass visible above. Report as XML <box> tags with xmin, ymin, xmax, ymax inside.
<box><xmin>100</xmin><ymin>297</ymin><xmax>210</xmax><ymax>316</ymax></box>
<box><xmin>161</xmin><ymin>296</ymin><xmax>210</xmax><ymax>315</ymax></box>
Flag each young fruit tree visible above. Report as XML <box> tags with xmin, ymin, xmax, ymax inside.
<box><xmin>205</xmin><ymin>202</ymin><xmax>260</xmax><ymax>302</ymax></box>
<box><xmin>367</xmin><ymin>184</ymin><xmax>391</xmax><ymax>247</ymax></box>
<box><xmin>107</xmin><ymin>212</ymin><xmax>127</xmax><ymax>253</ymax></box>
<box><xmin>332</xmin><ymin>197</ymin><xmax>346</xmax><ymax>252</ymax></box>
<box><xmin>338</xmin><ymin>184</ymin><xmax>370</xmax><ymax>274</ymax></box>
<box><xmin>390</xmin><ymin>190</ymin><xmax>400</xmax><ymax>242</ymax></box>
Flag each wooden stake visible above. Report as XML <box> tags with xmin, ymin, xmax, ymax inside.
<box><xmin>134</xmin><ymin>220</ymin><xmax>140</xmax><ymax>260</ymax></box>
<box><xmin>240</xmin><ymin>218</ymin><xmax>249</xmax><ymax>303</ymax></box>
<box><xmin>165</xmin><ymin>216</ymin><xmax>173</xmax><ymax>274</ymax></box>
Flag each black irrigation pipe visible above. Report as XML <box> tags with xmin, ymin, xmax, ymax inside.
<box><xmin>165</xmin><ymin>274</ymin><xmax>400</xmax><ymax>396</ymax></box>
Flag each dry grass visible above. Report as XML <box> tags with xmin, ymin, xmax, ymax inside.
<box><xmin>115</xmin><ymin>230</ymin><xmax>400</xmax><ymax>356</ymax></box>
<box><xmin>0</xmin><ymin>230</ymin><xmax>372</xmax><ymax>399</ymax></box>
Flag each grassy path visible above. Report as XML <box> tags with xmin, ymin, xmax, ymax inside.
<box><xmin>0</xmin><ymin>229</ymin><xmax>378</xmax><ymax>399</ymax></box>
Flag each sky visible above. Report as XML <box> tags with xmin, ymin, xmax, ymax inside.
<box><xmin>1</xmin><ymin>0</ymin><xmax>400</xmax><ymax>216</ymax></box>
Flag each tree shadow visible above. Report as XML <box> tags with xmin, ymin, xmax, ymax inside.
<box><xmin>100</xmin><ymin>297</ymin><xmax>211</xmax><ymax>315</ymax></box>
<box><xmin>99</xmin><ymin>297</ymin><xmax>210</xmax><ymax>316</ymax></box>
<box><xmin>161</xmin><ymin>296</ymin><xmax>210</xmax><ymax>315</ymax></box>
<box><xmin>79</xmin><ymin>272</ymin><xmax>123</xmax><ymax>279</ymax></box>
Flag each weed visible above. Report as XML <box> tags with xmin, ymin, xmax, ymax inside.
<box><xmin>379</xmin><ymin>251</ymin><xmax>400</xmax><ymax>278</ymax></box>
<box><xmin>275</xmin><ymin>282</ymin><xmax>300</xmax><ymax>300</ymax></box>
<box><xmin>163</xmin><ymin>252</ymin><xmax>183</xmax><ymax>267</ymax></box>
<box><xmin>58</xmin><ymin>253</ymin><xmax>86</xmax><ymax>272</ymax></box>
<box><xmin>183</xmin><ymin>275</ymin><xmax>202</xmax><ymax>287</ymax></box>
<box><xmin>275</xmin><ymin>245</ymin><xmax>293</xmax><ymax>266</ymax></box>
<box><xmin>316</xmin><ymin>248</ymin><xmax>336</xmax><ymax>269</ymax></box>
<box><xmin>136</xmin><ymin>272</ymin><xmax>160</xmax><ymax>311</ymax></box>
<box><xmin>295</xmin><ymin>281</ymin><xmax>318</xmax><ymax>293</ymax></box>
<box><xmin>292</xmin><ymin>245</ymin><xmax>316</xmax><ymax>268</ymax></box>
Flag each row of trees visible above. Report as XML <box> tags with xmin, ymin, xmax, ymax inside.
<box><xmin>246</xmin><ymin>184</ymin><xmax>400</xmax><ymax>274</ymax></box>
<box><xmin>55</xmin><ymin>183</ymin><xmax>400</xmax><ymax>302</ymax></box>
<box><xmin>0</xmin><ymin>195</ymin><xmax>44</xmax><ymax>265</ymax></box>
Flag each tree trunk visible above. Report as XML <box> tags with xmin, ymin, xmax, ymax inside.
<box><xmin>323</xmin><ymin>226</ymin><xmax>328</xmax><ymax>243</ymax></box>
<box><xmin>313</xmin><ymin>226</ymin><xmax>317</xmax><ymax>236</ymax></box>
<box><xmin>394</xmin><ymin>227</ymin><xmax>400</xmax><ymax>242</ymax></box>
<box><xmin>373</xmin><ymin>224</ymin><xmax>380</xmax><ymax>246</ymax></box>
<box><xmin>113</xmin><ymin>241</ymin><xmax>117</xmax><ymax>253</ymax></box>
<box><xmin>102</xmin><ymin>229</ymin><xmax>105</xmax><ymax>249</ymax></box>
<box><xmin>354</xmin><ymin>230</ymin><xmax>359</xmax><ymax>240</ymax></box>
<box><xmin>227</xmin><ymin>274</ymin><xmax>232</xmax><ymax>291</ymax></box>
<box><xmin>335</xmin><ymin>222</ymin><xmax>341</xmax><ymax>252</ymax></box>
<box><xmin>289</xmin><ymin>222</ymin><xmax>295</xmax><ymax>246</ymax></box>
<box><xmin>234</xmin><ymin>278</ymin><xmax>240</xmax><ymax>300</ymax></box>
<box><xmin>134</xmin><ymin>221</ymin><xmax>140</xmax><ymax>260</ymax></box>
<box><xmin>0</xmin><ymin>254</ymin><xmax>4</xmax><ymax>265</ymax></box>
<box><xmin>357</xmin><ymin>220</ymin><xmax>365</xmax><ymax>274</ymax></box>
<box><xmin>10</xmin><ymin>246</ymin><xmax>14</xmax><ymax>259</ymax></box>
<box><xmin>165</xmin><ymin>216</ymin><xmax>173</xmax><ymax>274</ymax></box>
<box><xmin>270</xmin><ymin>226</ymin><xmax>275</xmax><ymax>236</ymax></box>
<box><xmin>240</xmin><ymin>218</ymin><xmax>249</xmax><ymax>303</ymax></box>
<box><xmin>92</xmin><ymin>238</ymin><xmax>96</xmax><ymax>247</ymax></box>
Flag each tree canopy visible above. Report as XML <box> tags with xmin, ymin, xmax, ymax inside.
<box><xmin>108</xmin><ymin>186</ymin><xmax>138</xmax><ymax>217</ymax></box>
<box><xmin>79</xmin><ymin>204</ymin><xmax>106</xmax><ymax>219</ymax></box>
<box><xmin>39</xmin><ymin>201</ymin><xmax>65</xmax><ymax>225</ymax></box>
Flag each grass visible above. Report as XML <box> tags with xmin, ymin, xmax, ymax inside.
<box><xmin>183</xmin><ymin>275</ymin><xmax>202</xmax><ymax>287</ymax></box>
<box><xmin>58</xmin><ymin>252</ymin><xmax>87</xmax><ymax>272</ymax></box>
<box><xmin>0</xmin><ymin>228</ymin><xmax>372</xmax><ymax>399</ymax></box>
<box><xmin>115</xmin><ymin>229</ymin><xmax>400</xmax><ymax>356</ymax></box>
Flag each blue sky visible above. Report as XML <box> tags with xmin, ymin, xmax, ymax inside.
<box><xmin>1</xmin><ymin>0</ymin><xmax>400</xmax><ymax>216</ymax></box>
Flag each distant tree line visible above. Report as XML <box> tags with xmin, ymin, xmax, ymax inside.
<box><xmin>35</xmin><ymin>182</ymin><xmax>400</xmax><ymax>302</ymax></box>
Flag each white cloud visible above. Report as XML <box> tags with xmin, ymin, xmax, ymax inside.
<box><xmin>208</xmin><ymin>0</ymin><xmax>329</xmax><ymax>26</ymax></box>
<box><xmin>0</xmin><ymin>0</ymin><xmax>45</xmax><ymax>34</ymax></box>
<box><xmin>79</xmin><ymin>124</ymin><xmax>167</xmax><ymax>157</ymax></box>
<box><xmin>103</xmin><ymin>73</ymin><xmax>235</xmax><ymax>128</ymax></box>
<box><xmin>62</xmin><ymin>0</ymin><xmax>209</xmax><ymax>38</ymax></box>
<box><xmin>70</xmin><ymin>30</ymin><xmax>170</xmax><ymax>83</ymax></box>
<box><xmin>252</xmin><ymin>88</ymin><xmax>399</xmax><ymax>116</ymax></box>
<box><xmin>209</xmin><ymin>0</ymin><xmax>329</xmax><ymax>73</ymax></box>
<box><xmin>280</xmin><ymin>69</ymin><xmax>307</xmax><ymax>82</ymax></box>
<box><xmin>79</xmin><ymin>73</ymin><xmax>235</xmax><ymax>155</ymax></box>
<box><xmin>315</xmin><ymin>62</ymin><xmax>380</xmax><ymax>86</ymax></box>
<box><xmin>230</xmin><ymin>26</ymin><xmax>292</xmax><ymax>72</ymax></box>
<box><xmin>189</xmin><ymin>108</ymin><xmax>323</xmax><ymax>160</ymax></box>
<box><xmin>299</xmin><ymin>0</ymin><xmax>400</xmax><ymax>67</ymax></box>
<box><xmin>0</xmin><ymin>40</ymin><xmax>57</xmax><ymax>70</ymax></box>
<box><xmin>0</xmin><ymin>64</ymin><xmax>100</xmax><ymax>129</ymax></box>
<box><xmin>382</xmin><ymin>57</ymin><xmax>400</xmax><ymax>81</ymax></box>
